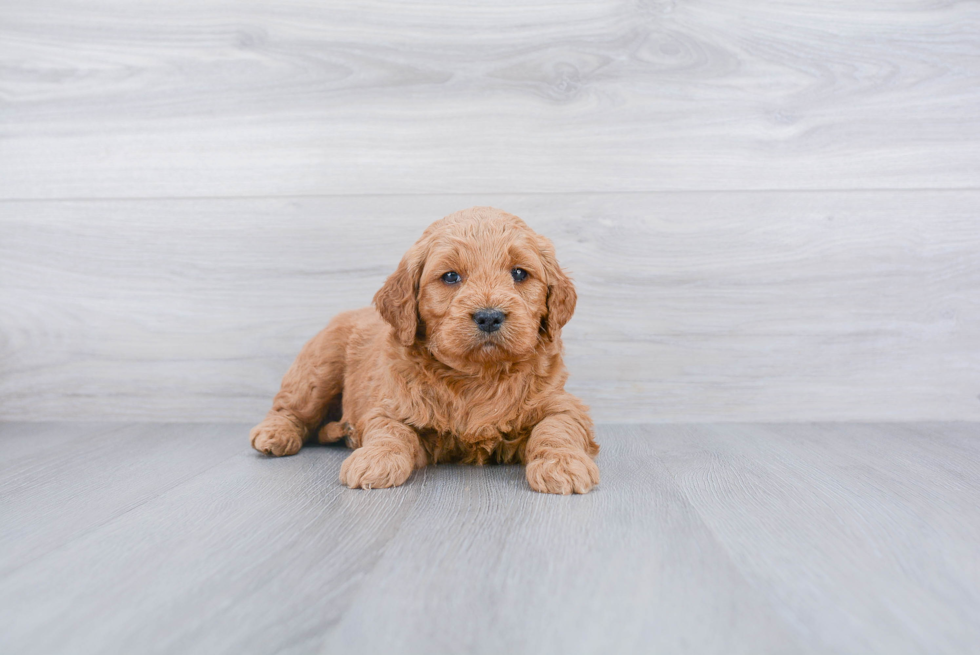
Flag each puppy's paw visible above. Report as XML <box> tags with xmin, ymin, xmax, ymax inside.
<box><xmin>526</xmin><ymin>448</ymin><xmax>599</xmax><ymax>495</ymax></box>
<box><xmin>340</xmin><ymin>445</ymin><xmax>414</xmax><ymax>489</ymax></box>
<box><xmin>318</xmin><ymin>421</ymin><xmax>348</xmax><ymax>444</ymax></box>
<box><xmin>250</xmin><ymin>415</ymin><xmax>304</xmax><ymax>457</ymax></box>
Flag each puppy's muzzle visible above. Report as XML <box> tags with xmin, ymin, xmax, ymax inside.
<box><xmin>472</xmin><ymin>308</ymin><xmax>506</xmax><ymax>333</ymax></box>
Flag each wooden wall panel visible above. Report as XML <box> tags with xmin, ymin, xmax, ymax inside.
<box><xmin>2</xmin><ymin>1</ymin><xmax>978</xmax><ymax>421</ymax></box>
<box><xmin>2</xmin><ymin>0</ymin><xmax>979</xmax><ymax>198</ymax></box>
<box><xmin>2</xmin><ymin>192</ymin><xmax>978</xmax><ymax>422</ymax></box>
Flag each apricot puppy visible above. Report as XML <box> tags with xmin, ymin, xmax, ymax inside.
<box><xmin>250</xmin><ymin>207</ymin><xmax>599</xmax><ymax>494</ymax></box>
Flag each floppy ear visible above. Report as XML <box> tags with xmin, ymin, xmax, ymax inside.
<box><xmin>536</xmin><ymin>235</ymin><xmax>576</xmax><ymax>341</ymax></box>
<box><xmin>374</xmin><ymin>241</ymin><xmax>426</xmax><ymax>347</ymax></box>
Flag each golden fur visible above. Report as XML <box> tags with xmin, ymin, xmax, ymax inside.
<box><xmin>250</xmin><ymin>207</ymin><xmax>599</xmax><ymax>494</ymax></box>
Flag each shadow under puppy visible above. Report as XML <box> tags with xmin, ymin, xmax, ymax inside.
<box><xmin>250</xmin><ymin>206</ymin><xmax>599</xmax><ymax>494</ymax></box>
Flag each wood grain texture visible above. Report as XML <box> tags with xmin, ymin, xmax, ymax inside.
<box><xmin>318</xmin><ymin>429</ymin><xmax>808</xmax><ymax>655</ymax></box>
<box><xmin>2</xmin><ymin>192</ymin><xmax>979</xmax><ymax>422</ymax></box>
<box><xmin>655</xmin><ymin>422</ymin><xmax>980</xmax><ymax>655</ymax></box>
<box><xmin>0</xmin><ymin>423</ymin><xmax>244</xmax><ymax>576</ymax></box>
<box><xmin>2</xmin><ymin>0</ymin><xmax>979</xmax><ymax>198</ymax></box>
<box><xmin>1</xmin><ymin>422</ymin><xmax>977</xmax><ymax>654</ymax></box>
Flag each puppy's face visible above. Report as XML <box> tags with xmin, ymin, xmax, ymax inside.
<box><xmin>374</xmin><ymin>207</ymin><xmax>576</xmax><ymax>372</ymax></box>
<box><xmin>418</xmin><ymin>225</ymin><xmax>547</xmax><ymax>368</ymax></box>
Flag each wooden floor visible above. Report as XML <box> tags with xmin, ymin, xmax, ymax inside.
<box><xmin>2</xmin><ymin>422</ymin><xmax>978</xmax><ymax>654</ymax></box>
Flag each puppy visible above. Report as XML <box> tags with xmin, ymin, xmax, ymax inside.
<box><xmin>250</xmin><ymin>207</ymin><xmax>599</xmax><ymax>494</ymax></box>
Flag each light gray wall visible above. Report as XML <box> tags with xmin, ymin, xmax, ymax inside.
<box><xmin>2</xmin><ymin>1</ymin><xmax>978</xmax><ymax>422</ymax></box>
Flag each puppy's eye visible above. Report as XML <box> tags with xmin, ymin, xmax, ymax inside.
<box><xmin>441</xmin><ymin>271</ymin><xmax>461</xmax><ymax>284</ymax></box>
<box><xmin>511</xmin><ymin>268</ymin><xmax>528</xmax><ymax>283</ymax></box>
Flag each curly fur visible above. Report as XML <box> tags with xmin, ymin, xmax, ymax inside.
<box><xmin>250</xmin><ymin>207</ymin><xmax>599</xmax><ymax>494</ymax></box>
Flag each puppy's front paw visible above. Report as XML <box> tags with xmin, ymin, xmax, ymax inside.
<box><xmin>340</xmin><ymin>445</ymin><xmax>414</xmax><ymax>489</ymax></box>
<box><xmin>526</xmin><ymin>448</ymin><xmax>599</xmax><ymax>495</ymax></box>
<box><xmin>250</xmin><ymin>415</ymin><xmax>303</xmax><ymax>457</ymax></box>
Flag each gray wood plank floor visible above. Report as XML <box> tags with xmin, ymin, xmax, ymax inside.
<box><xmin>2</xmin><ymin>422</ymin><xmax>977</xmax><ymax>654</ymax></box>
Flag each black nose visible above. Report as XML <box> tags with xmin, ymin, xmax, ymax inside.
<box><xmin>472</xmin><ymin>308</ymin><xmax>506</xmax><ymax>333</ymax></box>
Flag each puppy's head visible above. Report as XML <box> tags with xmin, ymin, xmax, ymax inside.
<box><xmin>374</xmin><ymin>207</ymin><xmax>575</xmax><ymax>370</ymax></box>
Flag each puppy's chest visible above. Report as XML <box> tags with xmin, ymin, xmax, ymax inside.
<box><xmin>412</xmin><ymin>379</ymin><xmax>539</xmax><ymax>463</ymax></box>
<box><xmin>424</xmin><ymin>379</ymin><xmax>531</xmax><ymax>430</ymax></box>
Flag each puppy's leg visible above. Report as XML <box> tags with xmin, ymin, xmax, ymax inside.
<box><xmin>340</xmin><ymin>416</ymin><xmax>426</xmax><ymax>489</ymax></box>
<box><xmin>525</xmin><ymin>399</ymin><xmax>600</xmax><ymax>495</ymax></box>
<box><xmin>250</xmin><ymin>320</ymin><xmax>348</xmax><ymax>457</ymax></box>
